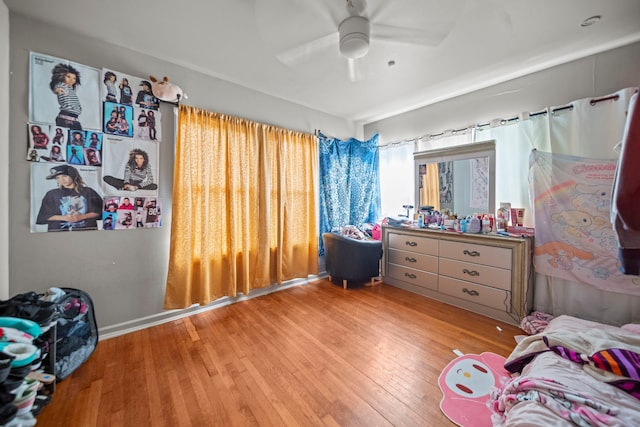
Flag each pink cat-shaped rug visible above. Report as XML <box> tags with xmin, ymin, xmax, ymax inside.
<box><xmin>438</xmin><ymin>352</ymin><xmax>511</xmax><ymax>426</ymax></box>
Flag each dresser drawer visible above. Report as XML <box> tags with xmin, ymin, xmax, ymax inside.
<box><xmin>439</xmin><ymin>276</ymin><xmax>510</xmax><ymax>311</ymax></box>
<box><xmin>387</xmin><ymin>232</ymin><xmax>438</xmax><ymax>255</ymax></box>
<box><xmin>439</xmin><ymin>240</ymin><xmax>511</xmax><ymax>269</ymax></box>
<box><xmin>438</xmin><ymin>258</ymin><xmax>510</xmax><ymax>291</ymax></box>
<box><xmin>388</xmin><ymin>248</ymin><xmax>438</xmax><ymax>273</ymax></box>
<box><xmin>387</xmin><ymin>264</ymin><xmax>438</xmax><ymax>291</ymax></box>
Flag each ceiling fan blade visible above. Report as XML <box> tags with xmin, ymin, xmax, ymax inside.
<box><xmin>368</xmin><ymin>1</ymin><xmax>392</xmax><ymax>22</ymax></box>
<box><xmin>346</xmin><ymin>0</ymin><xmax>367</xmax><ymax>16</ymax></box>
<box><xmin>347</xmin><ymin>57</ymin><xmax>369</xmax><ymax>83</ymax></box>
<box><xmin>276</xmin><ymin>32</ymin><xmax>338</xmax><ymax>66</ymax></box>
<box><xmin>257</xmin><ymin>0</ymin><xmax>341</xmax><ymax>26</ymax></box>
<box><xmin>372</xmin><ymin>23</ymin><xmax>450</xmax><ymax>47</ymax></box>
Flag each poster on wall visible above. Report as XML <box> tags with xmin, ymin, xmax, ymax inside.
<box><xmin>101</xmin><ymin>196</ymin><xmax>162</xmax><ymax>230</ymax></box>
<box><xmin>103</xmin><ymin>101</ymin><xmax>134</xmax><ymax>137</ymax></box>
<box><xmin>100</xmin><ymin>69</ymin><xmax>162</xmax><ymax>141</ymax></box>
<box><xmin>25</xmin><ymin>123</ymin><xmax>68</xmax><ymax>164</ymax></box>
<box><xmin>30</xmin><ymin>163</ymin><xmax>103</xmax><ymax>233</ymax></box>
<box><xmin>439</xmin><ymin>161</ymin><xmax>454</xmax><ymax>212</ymax></box>
<box><xmin>469</xmin><ymin>157</ymin><xmax>489</xmax><ymax>209</ymax></box>
<box><xmin>29</xmin><ymin>52</ymin><xmax>102</xmax><ymax>131</ymax></box>
<box><xmin>61</xmin><ymin>129</ymin><xmax>104</xmax><ymax>167</ymax></box>
<box><xmin>530</xmin><ymin>150</ymin><xmax>640</xmax><ymax>295</ymax></box>
<box><xmin>101</xmin><ymin>136</ymin><xmax>159</xmax><ymax>197</ymax></box>
<box><xmin>28</xmin><ymin>53</ymin><xmax>165</xmax><ymax>233</ymax></box>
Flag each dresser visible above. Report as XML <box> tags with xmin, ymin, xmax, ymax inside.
<box><xmin>381</xmin><ymin>225</ymin><xmax>533</xmax><ymax>325</ymax></box>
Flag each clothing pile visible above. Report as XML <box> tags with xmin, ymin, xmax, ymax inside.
<box><xmin>338</xmin><ymin>225</ymin><xmax>371</xmax><ymax>240</ymax></box>
<box><xmin>0</xmin><ymin>288</ymin><xmax>98</xmax><ymax>425</ymax></box>
<box><xmin>0</xmin><ymin>293</ymin><xmax>58</xmax><ymax>426</ymax></box>
<box><xmin>43</xmin><ymin>288</ymin><xmax>98</xmax><ymax>381</ymax></box>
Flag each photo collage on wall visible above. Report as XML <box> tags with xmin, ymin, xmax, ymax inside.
<box><xmin>28</xmin><ymin>52</ymin><xmax>164</xmax><ymax>233</ymax></box>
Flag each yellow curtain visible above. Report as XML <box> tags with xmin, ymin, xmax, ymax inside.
<box><xmin>164</xmin><ymin>105</ymin><xmax>318</xmax><ymax>309</ymax></box>
<box><xmin>420</xmin><ymin>163</ymin><xmax>440</xmax><ymax>211</ymax></box>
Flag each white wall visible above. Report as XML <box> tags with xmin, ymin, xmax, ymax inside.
<box><xmin>365</xmin><ymin>42</ymin><xmax>640</xmax><ymax>143</ymax></box>
<box><xmin>8</xmin><ymin>12</ymin><xmax>357</xmax><ymax>334</ymax></box>
<box><xmin>0</xmin><ymin>3</ymin><xmax>9</xmax><ymax>300</ymax></box>
<box><xmin>10</xmin><ymin>11</ymin><xmax>640</xmax><ymax>333</ymax></box>
<box><xmin>365</xmin><ymin>42</ymin><xmax>640</xmax><ymax>324</ymax></box>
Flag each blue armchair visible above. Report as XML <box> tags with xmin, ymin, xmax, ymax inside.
<box><xmin>322</xmin><ymin>232</ymin><xmax>383</xmax><ymax>289</ymax></box>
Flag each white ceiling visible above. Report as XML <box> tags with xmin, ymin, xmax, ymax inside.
<box><xmin>5</xmin><ymin>0</ymin><xmax>640</xmax><ymax>125</ymax></box>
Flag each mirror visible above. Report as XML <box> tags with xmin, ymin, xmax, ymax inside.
<box><xmin>414</xmin><ymin>141</ymin><xmax>495</xmax><ymax>218</ymax></box>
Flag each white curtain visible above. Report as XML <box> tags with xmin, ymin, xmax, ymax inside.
<box><xmin>379</xmin><ymin>132</ymin><xmax>472</xmax><ymax>219</ymax></box>
<box><xmin>475</xmin><ymin>121</ymin><xmax>542</xmax><ymax>227</ymax></box>
<box><xmin>379</xmin><ymin>142</ymin><xmax>415</xmax><ymax>218</ymax></box>
<box><xmin>479</xmin><ymin>87</ymin><xmax>640</xmax><ymax>325</ymax></box>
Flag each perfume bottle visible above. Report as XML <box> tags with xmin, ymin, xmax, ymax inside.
<box><xmin>496</xmin><ymin>202</ymin><xmax>511</xmax><ymax>231</ymax></box>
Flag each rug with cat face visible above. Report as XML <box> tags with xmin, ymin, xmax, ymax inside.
<box><xmin>438</xmin><ymin>352</ymin><xmax>511</xmax><ymax>426</ymax></box>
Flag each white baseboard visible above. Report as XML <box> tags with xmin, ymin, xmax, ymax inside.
<box><xmin>98</xmin><ymin>275</ymin><xmax>325</xmax><ymax>341</ymax></box>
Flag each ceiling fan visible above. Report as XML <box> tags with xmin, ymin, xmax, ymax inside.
<box><xmin>267</xmin><ymin>0</ymin><xmax>459</xmax><ymax>81</ymax></box>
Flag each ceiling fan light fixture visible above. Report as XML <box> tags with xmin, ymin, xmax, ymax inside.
<box><xmin>339</xmin><ymin>15</ymin><xmax>370</xmax><ymax>59</ymax></box>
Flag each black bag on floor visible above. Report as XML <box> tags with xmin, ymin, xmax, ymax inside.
<box><xmin>47</xmin><ymin>287</ymin><xmax>99</xmax><ymax>381</ymax></box>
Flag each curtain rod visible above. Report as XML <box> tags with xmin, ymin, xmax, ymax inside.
<box><xmin>315</xmin><ymin>129</ymin><xmax>340</xmax><ymax>140</ymax></box>
<box><xmin>590</xmin><ymin>94</ymin><xmax>619</xmax><ymax>105</ymax></box>
<box><xmin>379</xmin><ymin>91</ymin><xmax>626</xmax><ymax>147</ymax></box>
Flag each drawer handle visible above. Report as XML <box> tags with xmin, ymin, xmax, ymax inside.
<box><xmin>404</xmin><ymin>273</ymin><xmax>417</xmax><ymax>279</ymax></box>
<box><xmin>462</xmin><ymin>288</ymin><xmax>480</xmax><ymax>297</ymax></box>
<box><xmin>463</xmin><ymin>268</ymin><xmax>480</xmax><ymax>277</ymax></box>
<box><xmin>463</xmin><ymin>249</ymin><xmax>480</xmax><ymax>257</ymax></box>
<box><xmin>405</xmin><ymin>257</ymin><xmax>417</xmax><ymax>263</ymax></box>
<box><xmin>405</xmin><ymin>241</ymin><xmax>418</xmax><ymax>247</ymax></box>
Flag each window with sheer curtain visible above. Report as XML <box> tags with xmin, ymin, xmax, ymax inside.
<box><xmin>164</xmin><ymin>105</ymin><xmax>318</xmax><ymax>309</ymax></box>
<box><xmin>377</xmin><ymin>87</ymin><xmax>639</xmax><ymax>325</ymax></box>
<box><xmin>379</xmin><ymin>133</ymin><xmax>471</xmax><ymax>218</ymax></box>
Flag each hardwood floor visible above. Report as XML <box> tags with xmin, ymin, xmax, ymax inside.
<box><xmin>37</xmin><ymin>279</ymin><xmax>523</xmax><ymax>427</ymax></box>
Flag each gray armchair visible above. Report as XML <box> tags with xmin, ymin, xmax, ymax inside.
<box><xmin>322</xmin><ymin>232</ymin><xmax>383</xmax><ymax>289</ymax></box>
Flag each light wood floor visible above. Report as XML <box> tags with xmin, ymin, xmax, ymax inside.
<box><xmin>37</xmin><ymin>279</ymin><xmax>523</xmax><ymax>427</ymax></box>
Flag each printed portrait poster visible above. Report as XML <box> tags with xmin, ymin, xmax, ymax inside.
<box><xmin>136</xmin><ymin>197</ymin><xmax>163</xmax><ymax>228</ymax></box>
<box><xmin>100</xmin><ymin>69</ymin><xmax>162</xmax><ymax>141</ymax></box>
<box><xmin>101</xmin><ymin>136</ymin><xmax>159</xmax><ymax>198</ymax></box>
<box><xmin>29</xmin><ymin>52</ymin><xmax>102</xmax><ymax>131</ymax></box>
<box><xmin>26</xmin><ymin>123</ymin><xmax>68</xmax><ymax>164</ymax></box>
<box><xmin>133</xmin><ymin>106</ymin><xmax>162</xmax><ymax>142</ymax></box>
<box><xmin>83</xmin><ymin>131</ymin><xmax>103</xmax><ymax>167</ymax></box>
<box><xmin>30</xmin><ymin>163</ymin><xmax>103</xmax><ymax>233</ymax></box>
<box><xmin>469</xmin><ymin>157</ymin><xmax>489</xmax><ymax>209</ymax></box>
<box><xmin>103</xmin><ymin>101</ymin><xmax>134</xmax><ymax>138</ymax></box>
<box><xmin>100</xmin><ymin>196</ymin><xmax>162</xmax><ymax>230</ymax></box>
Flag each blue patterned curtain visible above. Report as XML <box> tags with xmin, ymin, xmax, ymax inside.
<box><xmin>318</xmin><ymin>132</ymin><xmax>381</xmax><ymax>254</ymax></box>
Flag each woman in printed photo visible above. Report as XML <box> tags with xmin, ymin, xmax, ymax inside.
<box><xmin>103</xmin><ymin>148</ymin><xmax>158</xmax><ymax>191</ymax></box>
<box><xmin>119</xmin><ymin>78</ymin><xmax>133</xmax><ymax>106</ymax></box>
<box><xmin>40</xmin><ymin>145</ymin><xmax>65</xmax><ymax>163</ymax></box>
<box><xmin>36</xmin><ymin>165</ymin><xmax>102</xmax><ymax>231</ymax></box>
<box><xmin>147</xmin><ymin>110</ymin><xmax>157</xmax><ymax>141</ymax></box>
<box><xmin>68</xmin><ymin>146</ymin><xmax>84</xmax><ymax>165</ymax></box>
<box><xmin>70</xmin><ymin>130</ymin><xmax>85</xmax><ymax>146</ymax></box>
<box><xmin>49</xmin><ymin>63</ymin><xmax>83</xmax><ymax>130</ymax></box>
<box><xmin>52</xmin><ymin>127</ymin><xmax>64</xmax><ymax>145</ymax></box>
<box><xmin>30</xmin><ymin>125</ymin><xmax>50</xmax><ymax>149</ymax></box>
<box><xmin>85</xmin><ymin>148</ymin><xmax>101</xmax><ymax>166</ymax></box>
<box><xmin>135</xmin><ymin>80</ymin><xmax>159</xmax><ymax>110</ymax></box>
<box><xmin>87</xmin><ymin>132</ymin><xmax>101</xmax><ymax>149</ymax></box>
<box><xmin>103</xmin><ymin>71</ymin><xmax>117</xmax><ymax>103</ymax></box>
<box><xmin>137</xmin><ymin>109</ymin><xmax>148</xmax><ymax>139</ymax></box>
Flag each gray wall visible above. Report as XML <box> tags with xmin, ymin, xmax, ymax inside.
<box><xmin>8</xmin><ymin>10</ymin><xmax>640</xmax><ymax>335</ymax></box>
<box><xmin>365</xmin><ymin>42</ymin><xmax>640</xmax><ymax>324</ymax></box>
<box><xmin>1</xmin><ymin>3</ymin><xmax>9</xmax><ymax>300</ymax></box>
<box><xmin>7</xmin><ymin>12</ymin><xmax>356</xmax><ymax>334</ymax></box>
<box><xmin>365</xmin><ymin>42</ymin><xmax>640</xmax><ymax>142</ymax></box>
